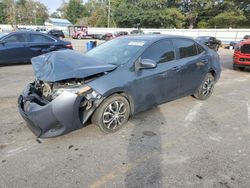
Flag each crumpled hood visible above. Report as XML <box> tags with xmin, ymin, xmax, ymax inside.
<box><xmin>31</xmin><ymin>49</ymin><xmax>117</xmax><ymax>82</ymax></box>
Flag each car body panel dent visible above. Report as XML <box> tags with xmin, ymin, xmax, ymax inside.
<box><xmin>31</xmin><ymin>50</ymin><xmax>117</xmax><ymax>82</ymax></box>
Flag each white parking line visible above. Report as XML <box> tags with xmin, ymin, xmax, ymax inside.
<box><xmin>5</xmin><ymin>143</ymin><xmax>37</xmax><ymax>158</ymax></box>
<box><xmin>184</xmin><ymin>102</ymin><xmax>203</xmax><ymax>128</ymax></box>
<box><xmin>247</xmin><ymin>101</ymin><xmax>250</xmax><ymax>125</ymax></box>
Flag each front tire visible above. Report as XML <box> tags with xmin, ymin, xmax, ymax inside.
<box><xmin>194</xmin><ymin>73</ymin><xmax>215</xmax><ymax>100</ymax></box>
<box><xmin>239</xmin><ymin>67</ymin><xmax>245</xmax><ymax>71</ymax></box>
<box><xmin>91</xmin><ymin>94</ymin><xmax>130</xmax><ymax>133</ymax></box>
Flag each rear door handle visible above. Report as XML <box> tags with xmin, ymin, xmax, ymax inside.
<box><xmin>170</xmin><ymin>66</ymin><xmax>181</xmax><ymax>72</ymax></box>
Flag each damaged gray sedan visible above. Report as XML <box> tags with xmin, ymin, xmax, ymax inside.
<box><xmin>18</xmin><ymin>35</ymin><xmax>221</xmax><ymax>138</ymax></box>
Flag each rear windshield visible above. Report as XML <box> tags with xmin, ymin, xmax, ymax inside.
<box><xmin>241</xmin><ymin>44</ymin><xmax>250</xmax><ymax>54</ymax></box>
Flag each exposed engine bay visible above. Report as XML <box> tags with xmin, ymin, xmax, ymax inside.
<box><xmin>34</xmin><ymin>79</ymin><xmax>84</xmax><ymax>101</ymax></box>
<box><xmin>29</xmin><ymin>73</ymin><xmax>104</xmax><ymax>104</ymax></box>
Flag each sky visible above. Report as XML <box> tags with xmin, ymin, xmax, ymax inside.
<box><xmin>38</xmin><ymin>0</ymin><xmax>65</xmax><ymax>13</ymax></box>
<box><xmin>38</xmin><ymin>0</ymin><xmax>88</xmax><ymax>14</ymax></box>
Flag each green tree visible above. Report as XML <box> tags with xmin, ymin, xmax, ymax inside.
<box><xmin>210</xmin><ymin>10</ymin><xmax>247</xmax><ymax>28</ymax></box>
<box><xmin>180</xmin><ymin>0</ymin><xmax>208</xmax><ymax>29</ymax></box>
<box><xmin>160</xmin><ymin>8</ymin><xmax>186</xmax><ymax>28</ymax></box>
<box><xmin>0</xmin><ymin>0</ymin><xmax>48</xmax><ymax>25</ymax></box>
<box><xmin>0</xmin><ymin>2</ymin><xmax>6</xmax><ymax>24</ymax></box>
<box><xmin>15</xmin><ymin>0</ymin><xmax>48</xmax><ymax>25</ymax></box>
<box><xmin>65</xmin><ymin>0</ymin><xmax>88</xmax><ymax>24</ymax></box>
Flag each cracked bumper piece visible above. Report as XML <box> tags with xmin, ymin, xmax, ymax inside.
<box><xmin>18</xmin><ymin>84</ymin><xmax>86</xmax><ymax>138</ymax></box>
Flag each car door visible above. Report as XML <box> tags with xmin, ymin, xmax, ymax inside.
<box><xmin>130</xmin><ymin>39</ymin><xmax>181</xmax><ymax>113</ymax></box>
<box><xmin>25</xmin><ymin>33</ymin><xmax>57</xmax><ymax>58</ymax></box>
<box><xmin>173</xmin><ymin>39</ymin><xmax>209</xmax><ymax>97</ymax></box>
<box><xmin>0</xmin><ymin>33</ymin><xmax>30</xmax><ymax>64</ymax></box>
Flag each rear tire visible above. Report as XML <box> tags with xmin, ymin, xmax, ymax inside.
<box><xmin>194</xmin><ymin>73</ymin><xmax>215</xmax><ymax>100</ymax></box>
<box><xmin>91</xmin><ymin>94</ymin><xmax>130</xmax><ymax>133</ymax></box>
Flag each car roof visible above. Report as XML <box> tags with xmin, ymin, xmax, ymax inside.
<box><xmin>5</xmin><ymin>31</ymin><xmax>58</xmax><ymax>39</ymax></box>
<box><xmin>11</xmin><ymin>31</ymin><xmax>47</xmax><ymax>35</ymax></box>
<box><xmin>196</xmin><ymin>36</ymin><xmax>211</xmax><ymax>38</ymax></box>
<box><xmin>121</xmin><ymin>34</ymin><xmax>194</xmax><ymax>42</ymax></box>
<box><xmin>2</xmin><ymin>31</ymin><xmax>62</xmax><ymax>41</ymax></box>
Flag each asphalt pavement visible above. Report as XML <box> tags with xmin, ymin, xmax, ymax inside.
<box><xmin>0</xmin><ymin>42</ymin><xmax>250</xmax><ymax>188</ymax></box>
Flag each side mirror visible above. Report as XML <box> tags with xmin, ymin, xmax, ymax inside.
<box><xmin>135</xmin><ymin>58</ymin><xmax>157</xmax><ymax>71</ymax></box>
<box><xmin>0</xmin><ymin>40</ymin><xmax>5</xmax><ymax>45</ymax></box>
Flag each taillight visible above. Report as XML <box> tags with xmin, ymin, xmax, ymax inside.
<box><xmin>66</xmin><ymin>44</ymin><xmax>73</xmax><ymax>49</ymax></box>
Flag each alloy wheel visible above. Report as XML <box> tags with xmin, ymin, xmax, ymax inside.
<box><xmin>202</xmin><ymin>77</ymin><xmax>214</xmax><ymax>96</ymax></box>
<box><xmin>102</xmin><ymin>101</ymin><xmax>127</xmax><ymax>130</ymax></box>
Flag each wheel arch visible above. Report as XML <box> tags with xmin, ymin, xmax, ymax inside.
<box><xmin>209</xmin><ymin>69</ymin><xmax>216</xmax><ymax>78</ymax></box>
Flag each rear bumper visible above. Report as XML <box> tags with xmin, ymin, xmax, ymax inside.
<box><xmin>18</xmin><ymin>84</ymin><xmax>85</xmax><ymax>138</ymax></box>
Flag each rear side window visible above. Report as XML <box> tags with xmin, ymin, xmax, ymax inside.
<box><xmin>30</xmin><ymin>34</ymin><xmax>55</xmax><ymax>43</ymax></box>
<box><xmin>196</xmin><ymin>44</ymin><xmax>205</xmax><ymax>54</ymax></box>
<box><xmin>142</xmin><ymin>39</ymin><xmax>175</xmax><ymax>63</ymax></box>
<box><xmin>174</xmin><ymin>39</ymin><xmax>198</xmax><ymax>59</ymax></box>
<box><xmin>4</xmin><ymin>34</ymin><xmax>28</xmax><ymax>43</ymax></box>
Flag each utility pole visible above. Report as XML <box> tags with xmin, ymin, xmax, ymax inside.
<box><xmin>13</xmin><ymin>0</ymin><xmax>16</xmax><ymax>29</ymax></box>
<box><xmin>108</xmin><ymin>0</ymin><xmax>110</xmax><ymax>28</ymax></box>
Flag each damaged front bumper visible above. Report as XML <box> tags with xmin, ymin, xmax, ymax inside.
<box><xmin>18</xmin><ymin>84</ymin><xmax>103</xmax><ymax>138</ymax></box>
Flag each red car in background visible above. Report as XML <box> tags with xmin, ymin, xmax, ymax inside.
<box><xmin>71</xmin><ymin>26</ymin><xmax>88</xmax><ymax>39</ymax></box>
<box><xmin>233</xmin><ymin>39</ymin><xmax>250</xmax><ymax>71</ymax></box>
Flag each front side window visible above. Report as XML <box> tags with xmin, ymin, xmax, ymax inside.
<box><xmin>174</xmin><ymin>39</ymin><xmax>198</xmax><ymax>59</ymax></box>
<box><xmin>142</xmin><ymin>40</ymin><xmax>175</xmax><ymax>63</ymax></box>
<box><xmin>30</xmin><ymin>34</ymin><xmax>54</xmax><ymax>43</ymax></box>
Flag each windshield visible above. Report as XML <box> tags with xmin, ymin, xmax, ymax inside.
<box><xmin>241</xmin><ymin>44</ymin><xmax>250</xmax><ymax>54</ymax></box>
<box><xmin>85</xmin><ymin>38</ymin><xmax>146</xmax><ymax>65</ymax></box>
<box><xmin>0</xmin><ymin>33</ymin><xmax>7</xmax><ymax>40</ymax></box>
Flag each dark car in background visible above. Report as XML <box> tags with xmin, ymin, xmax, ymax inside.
<box><xmin>114</xmin><ymin>31</ymin><xmax>128</xmax><ymax>37</ymax></box>
<box><xmin>243</xmin><ymin>35</ymin><xmax>250</xmax><ymax>40</ymax></box>
<box><xmin>233</xmin><ymin>39</ymin><xmax>250</xmax><ymax>71</ymax></box>
<box><xmin>92</xmin><ymin>34</ymin><xmax>104</xmax><ymax>40</ymax></box>
<box><xmin>196</xmin><ymin>36</ymin><xmax>221</xmax><ymax>51</ymax></box>
<box><xmin>103</xmin><ymin>33</ymin><xmax>115</xmax><ymax>41</ymax></box>
<box><xmin>130</xmin><ymin>30</ymin><xmax>144</xmax><ymax>35</ymax></box>
<box><xmin>0</xmin><ymin>31</ymin><xmax>72</xmax><ymax>65</ymax></box>
<box><xmin>18</xmin><ymin>35</ymin><xmax>221</xmax><ymax>138</ymax></box>
<box><xmin>47</xmin><ymin>30</ymin><xmax>65</xmax><ymax>39</ymax></box>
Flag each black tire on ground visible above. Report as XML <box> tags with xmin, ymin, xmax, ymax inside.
<box><xmin>91</xmin><ymin>94</ymin><xmax>130</xmax><ymax>133</ymax></box>
<box><xmin>233</xmin><ymin>64</ymin><xmax>237</xmax><ymax>70</ymax></box>
<box><xmin>194</xmin><ymin>73</ymin><xmax>215</xmax><ymax>100</ymax></box>
<box><xmin>239</xmin><ymin>67</ymin><xmax>245</xmax><ymax>71</ymax></box>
